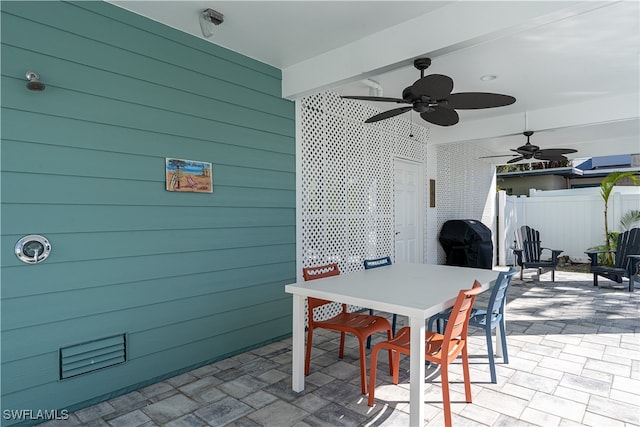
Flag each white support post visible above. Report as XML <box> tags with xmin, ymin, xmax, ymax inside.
<box><xmin>409</xmin><ymin>316</ymin><xmax>426</xmax><ymax>427</ymax></box>
<box><xmin>291</xmin><ymin>294</ymin><xmax>305</xmax><ymax>392</ymax></box>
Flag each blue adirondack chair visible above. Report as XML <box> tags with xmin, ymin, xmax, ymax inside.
<box><xmin>513</xmin><ymin>226</ymin><xmax>562</xmax><ymax>281</ymax></box>
<box><xmin>585</xmin><ymin>228</ymin><xmax>640</xmax><ymax>292</ymax></box>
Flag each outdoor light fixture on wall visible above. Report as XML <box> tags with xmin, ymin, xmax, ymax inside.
<box><xmin>26</xmin><ymin>71</ymin><xmax>45</xmax><ymax>91</ymax></box>
<box><xmin>199</xmin><ymin>8</ymin><xmax>224</xmax><ymax>38</ymax></box>
<box><xmin>15</xmin><ymin>234</ymin><xmax>51</xmax><ymax>264</ymax></box>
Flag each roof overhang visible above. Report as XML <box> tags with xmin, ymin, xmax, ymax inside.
<box><xmin>497</xmin><ymin>167</ymin><xmax>582</xmax><ymax>179</ymax></box>
<box><xmin>497</xmin><ymin>166</ymin><xmax>640</xmax><ymax>179</ymax></box>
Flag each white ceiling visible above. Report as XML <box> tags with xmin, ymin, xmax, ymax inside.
<box><xmin>110</xmin><ymin>1</ymin><xmax>640</xmax><ymax>162</ymax></box>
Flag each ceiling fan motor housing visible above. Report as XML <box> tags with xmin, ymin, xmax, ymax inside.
<box><xmin>413</xmin><ymin>58</ymin><xmax>431</xmax><ymax>72</ymax></box>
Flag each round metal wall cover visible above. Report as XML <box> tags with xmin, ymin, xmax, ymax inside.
<box><xmin>15</xmin><ymin>235</ymin><xmax>51</xmax><ymax>264</ymax></box>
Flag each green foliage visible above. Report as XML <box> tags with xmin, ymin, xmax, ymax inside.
<box><xmin>496</xmin><ymin>159</ymin><xmax>569</xmax><ymax>174</ymax></box>
<box><xmin>587</xmin><ymin>245</ymin><xmax>612</xmax><ymax>266</ymax></box>
<box><xmin>599</xmin><ymin>171</ymin><xmax>639</xmax><ymax>265</ymax></box>
<box><xmin>600</xmin><ymin>171</ymin><xmax>638</xmax><ymax>204</ymax></box>
<box><xmin>620</xmin><ymin>209</ymin><xmax>640</xmax><ymax>231</ymax></box>
<box><xmin>587</xmin><ymin>231</ymin><xmax>620</xmax><ymax>267</ymax></box>
<box><xmin>609</xmin><ymin>231</ymin><xmax>620</xmax><ymax>245</ymax></box>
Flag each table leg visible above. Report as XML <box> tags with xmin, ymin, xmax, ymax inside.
<box><xmin>292</xmin><ymin>294</ymin><xmax>305</xmax><ymax>392</ymax></box>
<box><xmin>409</xmin><ymin>316</ymin><xmax>426</xmax><ymax>427</ymax></box>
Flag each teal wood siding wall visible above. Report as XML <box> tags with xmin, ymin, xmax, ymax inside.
<box><xmin>0</xmin><ymin>1</ymin><xmax>295</xmax><ymax>421</ymax></box>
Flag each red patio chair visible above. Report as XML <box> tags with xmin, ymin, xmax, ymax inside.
<box><xmin>303</xmin><ymin>263</ymin><xmax>393</xmax><ymax>394</ymax></box>
<box><xmin>368</xmin><ymin>280</ymin><xmax>483</xmax><ymax>427</ymax></box>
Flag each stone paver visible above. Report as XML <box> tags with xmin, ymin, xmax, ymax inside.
<box><xmin>194</xmin><ymin>396</ymin><xmax>253</xmax><ymax>426</ymax></box>
<box><xmin>106</xmin><ymin>410</ymin><xmax>150</xmax><ymax>427</ymax></box>
<box><xmin>142</xmin><ymin>394</ymin><xmax>199</xmax><ymax>424</ymax></box>
<box><xmin>39</xmin><ymin>271</ymin><xmax>640</xmax><ymax>427</ymax></box>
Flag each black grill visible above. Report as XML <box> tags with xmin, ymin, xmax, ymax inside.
<box><xmin>439</xmin><ymin>219</ymin><xmax>493</xmax><ymax>269</ymax></box>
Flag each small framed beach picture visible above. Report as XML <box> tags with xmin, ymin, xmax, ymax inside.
<box><xmin>165</xmin><ymin>158</ymin><xmax>213</xmax><ymax>193</ymax></box>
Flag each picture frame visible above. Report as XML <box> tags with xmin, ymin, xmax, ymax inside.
<box><xmin>165</xmin><ymin>158</ymin><xmax>213</xmax><ymax>193</ymax></box>
<box><xmin>429</xmin><ymin>179</ymin><xmax>436</xmax><ymax>207</ymax></box>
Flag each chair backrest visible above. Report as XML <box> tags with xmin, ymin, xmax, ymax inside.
<box><xmin>515</xmin><ymin>225</ymin><xmax>542</xmax><ymax>262</ymax></box>
<box><xmin>614</xmin><ymin>228</ymin><xmax>640</xmax><ymax>269</ymax></box>
<box><xmin>302</xmin><ymin>263</ymin><xmax>343</xmax><ymax>322</ymax></box>
<box><xmin>303</xmin><ymin>263</ymin><xmax>340</xmax><ymax>281</ymax></box>
<box><xmin>486</xmin><ymin>267</ymin><xmax>517</xmax><ymax>316</ymax></box>
<box><xmin>363</xmin><ymin>256</ymin><xmax>392</xmax><ymax>269</ymax></box>
<box><xmin>442</xmin><ymin>281</ymin><xmax>483</xmax><ymax>349</ymax></box>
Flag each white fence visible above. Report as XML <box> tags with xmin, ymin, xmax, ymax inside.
<box><xmin>497</xmin><ymin>187</ymin><xmax>640</xmax><ymax>265</ymax></box>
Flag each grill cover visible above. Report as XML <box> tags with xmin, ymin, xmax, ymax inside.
<box><xmin>439</xmin><ymin>219</ymin><xmax>493</xmax><ymax>269</ymax></box>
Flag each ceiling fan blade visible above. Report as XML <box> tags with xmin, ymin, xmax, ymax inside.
<box><xmin>510</xmin><ymin>149</ymin><xmax>534</xmax><ymax>158</ymax></box>
<box><xmin>411</xmin><ymin>74</ymin><xmax>454</xmax><ymax>99</ymax></box>
<box><xmin>420</xmin><ymin>106</ymin><xmax>459</xmax><ymax>126</ymax></box>
<box><xmin>536</xmin><ymin>148</ymin><xmax>578</xmax><ymax>157</ymax></box>
<box><xmin>507</xmin><ymin>156</ymin><xmax>525</xmax><ymax>164</ymax></box>
<box><xmin>364</xmin><ymin>106</ymin><xmax>413</xmax><ymax>123</ymax></box>
<box><xmin>446</xmin><ymin>92</ymin><xmax>516</xmax><ymax>109</ymax></box>
<box><xmin>479</xmin><ymin>154</ymin><xmax>519</xmax><ymax>158</ymax></box>
<box><xmin>534</xmin><ymin>153</ymin><xmax>569</xmax><ymax>162</ymax></box>
<box><xmin>341</xmin><ymin>95</ymin><xmax>409</xmax><ymax>104</ymax></box>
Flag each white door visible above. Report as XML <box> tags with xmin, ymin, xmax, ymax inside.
<box><xmin>394</xmin><ymin>158</ymin><xmax>423</xmax><ymax>263</ymax></box>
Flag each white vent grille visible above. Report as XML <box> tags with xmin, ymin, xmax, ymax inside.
<box><xmin>300</xmin><ymin>91</ymin><xmax>430</xmax><ymax>321</ymax></box>
<box><xmin>60</xmin><ymin>334</ymin><xmax>126</xmax><ymax>379</ymax></box>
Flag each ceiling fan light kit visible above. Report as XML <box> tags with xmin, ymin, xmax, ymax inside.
<box><xmin>341</xmin><ymin>58</ymin><xmax>516</xmax><ymax>127</ymax></box>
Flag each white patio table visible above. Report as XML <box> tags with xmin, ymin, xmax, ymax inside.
<box><xmin>285</xmin><ymin>263</ymin><xmax>499</xmax><ymax>427</ymax></box>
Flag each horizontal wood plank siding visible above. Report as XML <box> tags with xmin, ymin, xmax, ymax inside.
<box><xmin>0</xmin><ymin>0</ymin><xmax>295</xmax><ymax>418</ymax></box>
<box><xmin>4</xmin><ymin>313</ymin><xmax>291</xmax><ymax>410</ymax></box>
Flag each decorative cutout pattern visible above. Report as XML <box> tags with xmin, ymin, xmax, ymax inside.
<box><xmin>300</xmin><ymin>92</ymin><xmax>430</xmax><ymax>321</ymax></box>
<box><xmin>436</xmin><ymin>142</ymin><xmax>496</xmax><ymax>264</ymax></box>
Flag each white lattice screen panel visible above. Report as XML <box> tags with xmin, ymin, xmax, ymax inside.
<box><xmin>436</xmin><ymin>142</ymin><xmax>496</xmax><ymax>264</ymax></box>
<box><xmin>300</xmin><ymin>91</ymin><xmax>430</xmax><ymax>321</ymax></box>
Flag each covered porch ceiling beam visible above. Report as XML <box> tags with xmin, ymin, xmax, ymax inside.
<box><xmin>282</xmin><ymin>1</ymin><xmax>611</xmax><ymax>100</ymax></box>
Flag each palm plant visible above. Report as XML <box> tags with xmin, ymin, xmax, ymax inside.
<box><xmin>600</xmin><ymin>172</ymin><xmax>639</xmax><ymax>264</ymax></box>
<box><xmin>620</xmin><ymin>209</ymin><xmax>640</xmax><ymax>231</ymax></box>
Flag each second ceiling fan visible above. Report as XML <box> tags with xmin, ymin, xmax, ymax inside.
<box><xmin>482</xmin><ymin>131</ymin><xmax>578</xmax><ymax>163</ymax></box>
<box><xmin>341</xmin><ymin>58</ymin><xmax>516</xmax><ymax>126</ymax></box>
